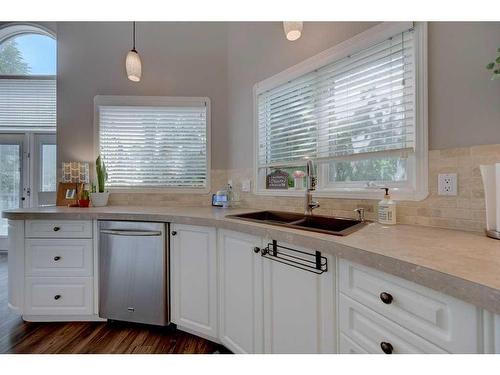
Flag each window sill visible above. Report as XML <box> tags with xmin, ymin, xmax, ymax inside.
<box><xmin>254</xmin><ymin>188</ymin><xmax>428</xmax><ymax>201</ymax></box>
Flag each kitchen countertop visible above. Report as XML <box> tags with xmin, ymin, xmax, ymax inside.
<box><xmin>3</xmin><ymin>205</ymin><xmax>500</xmax><ymax>314</ymax></box>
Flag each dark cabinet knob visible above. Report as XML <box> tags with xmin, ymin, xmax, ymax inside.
<box><xmin>253</xmin><ymin>247</ymin><xmax>261</xmax><ymax>253</ymax></box>
<box><xmin>380</xmin><ymin>292</ymin><xmax>393</xmax><ymax>304</ymax></box>
<box><xmin>380</xmin><ymin>341</ymin><xmax>393</xmax><ymax>354</ymax></box>
<box><xmin>53</xmin><ymin>226</ymin><xmax>60</xmax><ymax>232</ymax></box>
<box><xmin>54</xmin><ymin>294</ymin><xmax>61</xmax><ymax>300</ymax></box>
<box><xmin>54</xmin><ymin>256</ymin><xmax>61</xmax><ymax>261</ymax></box>
<box><xmin>171</xmin><ymin>231</ymin><xmax>177</xmax><ymax>236</ymax></box>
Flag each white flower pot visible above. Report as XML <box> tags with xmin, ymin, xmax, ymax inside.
<box><xmin>90</xmin><ymin>192</ymin><xmax>109</xmax><ymax>207</ymax></box>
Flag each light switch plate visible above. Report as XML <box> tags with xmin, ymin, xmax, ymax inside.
<box><xmin>438</xmin><ymin>173</ymin><xmax>457</xmax><ymax>196</ymax></box>
<box><xmin>241</xmin><ymin>179</ymin><xmax>251</xmax><ymax>192</ymax></box>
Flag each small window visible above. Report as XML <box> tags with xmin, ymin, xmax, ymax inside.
<box><xmin>95</xmin><ymin>96</ymin><xmax>210</xmax><ymax>191</ymax></box>
<box><xmin>0</xmin><ymin>25</ymin><xmax>56</xmax><ymax>132</ymax></box>
<box><xmin>255</xmin><ymin>22</ymin><xmax>427</xmax><ymax>200</ymax></box>
<box><xmin>0</xmin><ymin>32</ymin><xmax>56</xmax><ymax>76</ymax></box>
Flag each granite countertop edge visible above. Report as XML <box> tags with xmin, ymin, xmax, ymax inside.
<box><xmin>3</xmin><ymin>206</ymin><xmax>500</xmax><ymax>315</ymax></box>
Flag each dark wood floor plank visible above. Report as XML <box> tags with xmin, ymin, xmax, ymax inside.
<box><xmin>0</xmin><ymin>254</ymin><xmax>228</xmax><ymax>354</ymax></box>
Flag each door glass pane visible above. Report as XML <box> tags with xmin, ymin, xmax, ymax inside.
<box><xmin>41</xmin><ymin>143</ymin><xmax>56</xmax><ymax>192</ymax></box>
<box><xmin>0</xmin><ymin>144</ymin><xmax>21</xmax><ymax>236</ymax></box>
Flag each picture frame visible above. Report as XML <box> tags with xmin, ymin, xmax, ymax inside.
<box><xmin>56</xmin><ymin>182</ymin><xmax>84</xmax><ymax>206</ymax></box>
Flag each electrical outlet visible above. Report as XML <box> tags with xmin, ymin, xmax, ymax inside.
<box><xmin>241</xmin><ymin>179</ymin><xmax>251</xmax><ymax>192</ymax></box>
<box><xmin>438</xmin><ymin>173</ymin><xmax>457</xmax><ymax>196</ymax></box>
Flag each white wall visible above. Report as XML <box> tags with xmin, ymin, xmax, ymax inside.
<box><xmin>428</xmin><ymin>22</ymin><xmax>500</xmax><ymax>150</ymax></box>
<box><xmin>226</xmin><ymin>22</ymin><xmax>379</xmax><ymax>169</ymax></box>
<box><xmin>56</xmin><ymin>22</ymin><xmax>228</xmax><ymax>170</ymax></box>
<box><xmin>226</xmin><ymin>21</ymin><xmax>500</xmax><ymax>170</ymax></box>
<box><xmin>4</xmin><ymin>21</ymin><xmax>498</xmax><ymax>173</ymax></box>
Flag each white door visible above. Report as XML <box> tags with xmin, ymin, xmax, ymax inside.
<box><xmin>170</xmin><ymin>224</ymin><xmax>218</xmax><ymax>341</ymax></box>
<box><xmin>218</xmin><ymin>229</ymin><xmax>263</xmax><ymax>353</ymax></box>
<box><xmin>262</xmin><ymin>240</ymin><xmax>336</xmax><ymax>353</ymax></box>
<box><xmin>31</xmin><ymin>133</ymin><xmax>56</xmax><ymax>206</ymax></box>
<box><xmin>0</xmin><ymin>134</ymin><xmax>26</xmax><ymax>250</ymax></box>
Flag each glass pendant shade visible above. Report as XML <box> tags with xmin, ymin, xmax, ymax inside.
<box><xmin>126</xmin><ymin>49</ymin><xmax>142</xmax><ymax>82</ymax></box>
<box><xmin>283</xmin><ymin>21</ymin><xmax>303</xmax><ymax>41</ymax></box>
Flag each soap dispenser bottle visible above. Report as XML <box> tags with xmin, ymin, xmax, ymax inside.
<box><xmin>378</xmin><ymin>188</ymin><xmax>397</xmax><ymax>225</ymax></box>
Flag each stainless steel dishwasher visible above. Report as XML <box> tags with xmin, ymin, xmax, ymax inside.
<box><xmin>99</xmin><ymin>221</ymin><xmax>169</xmax><ymax>326</ymax></box>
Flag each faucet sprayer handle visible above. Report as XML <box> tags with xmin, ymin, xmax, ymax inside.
<box><xmin>354</xmin><ymin>208</ymin><xmax>365</xmax><ymax>222</ymax></box>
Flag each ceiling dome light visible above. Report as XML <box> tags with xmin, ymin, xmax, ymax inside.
<box><xmin>283</xmin><ymin>21</ymin><xmax>303</xmax><ymax>41</ymax></box>
<box><xmin>126</xmin><ymin>22</ymin><xmax>142</xmax><ymax>82</ymax></box>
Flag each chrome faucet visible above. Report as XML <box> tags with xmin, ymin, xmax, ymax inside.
<box><xmin>304</xmin><ymin>159</ymin><xmax>320</xmax><ymax>216</ymax></box>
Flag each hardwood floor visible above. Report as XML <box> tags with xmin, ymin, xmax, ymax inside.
<box><xmin>0</xmin><ymin>253</ymin><xmax>229</xmax><ymax>354</ymax></box>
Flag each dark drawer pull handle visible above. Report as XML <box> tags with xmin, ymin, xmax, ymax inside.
<box><xmin>253</xmin><ymin>247</ymin><xmax>261</xmax><ymax>254</ymax></box>
<box><xmin>54</xmin><ymin>294</ymin><xmax>61</xmax><ymax>300</ymax></box>
<box><xmin>54</xmin><ymin>256</ymin><xmax>61</xmax><ymax>261</ymax></box>
<box><xmin>380</xmin><ymin>341</ymin><xmax>393</xmax><ymax>354</ymax></box>
<box><xmin>380</xmin><ymin>292</ymin><xmax>393</xmax><ymax>304</ymax></box>
<box><xmin>53</xmin><ymin>226</ymin><xmax>61</xmax><ymax>232</ymax></box>
<box><xmin>171</xmin><ymin>231</ymin><xmax>177</xmax><ymax>236</ymax></box>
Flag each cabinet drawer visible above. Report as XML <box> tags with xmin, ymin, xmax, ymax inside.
<box><xmin>339</xmin><ymin>333</ymin><xmax>369</xmax><ymax>354</ymax></box>
<box><xmin>24</xmin><ymin>277</ymin><xmax>93</xmax><ymax>315</ymax></box>
<box><xmin>25</xmin><ymin>239</ymin><xmax>93</xmax><ymax>277</ymax></box>
<box><xmin>339</xmin><ymin>294</ymin><xmax>447</xmax><ymax>354</ymax></box>
<box><xmin>25</xmin><ymin>220</ymin><xmax>92</xmax><ymax>238</ymax></box>
<box><xmin>339</xmin><ymin>260</ymin><xmax>479</xmax><ymax>353</ymax></box>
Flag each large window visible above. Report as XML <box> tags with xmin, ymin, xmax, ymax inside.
<box><xmin>0</xmin><ymin>24</ymin><xmax>56</xmax><ymax>243</ymax></box>
<box><xmin>95</xmin><ymin>96</ymin><xmax>210</xmax><ymax>191</ymax></box>
<box><xmin>255</xmin><ymin>22</ymin><xmax>427</xmax><ymax>200</ymax></box>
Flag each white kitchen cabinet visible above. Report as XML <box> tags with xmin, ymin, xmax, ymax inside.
<box><xmin>262</xmin><ymin>240</ymin><xmax>335</xmax><ymax>354</ymax></box>
<box><xmin>8</xmin><ymin>219</ymin><xmax>97</xmax><ymax>321</ymax></box>
<box><xmin>218</xmin><ymin>229</ymin><xmax>263</xmax><ymax>353</ymax></box>
<box><xmin>339</xmin><ymin>294</ymin><xmax>447</xmax><ymax>353</ymax></box>
<box><xmin>339</xmin><ymin>259</ymin><xmax>480</xmax><ymax>353</ymax></box>
<box><xmin>25</xmin><ymin>238</ymin><xmax>93</xmax><ymax>277</ymax></box>
<box><xmin>25</xmin><ymin>220</ymin><xmax>92</xmax><ymax>238</ymax></box>
<box><xmin>24</xmin><ymin>276</ymin><xmax>93</xmax><ymax>316</ymax></box>
<box><xmin>170</xmin><ymin>223</ymin><xmax>218</xmax><ymax>341</ymax></box>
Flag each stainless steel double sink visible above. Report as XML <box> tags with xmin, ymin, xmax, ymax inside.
<box><xmin>227</xmin><ymin>210</ymin><xmax>366</xmax><ymax>236</ymax></box>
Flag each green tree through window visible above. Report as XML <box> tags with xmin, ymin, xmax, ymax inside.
<box><xmin>0</xmin><ymin>39</ymin><xmax>30</xmax><ymax>75</ymax></box>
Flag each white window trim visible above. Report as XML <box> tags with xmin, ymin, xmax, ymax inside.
<box><xmin>0</xmin><ymin>23</ymin><xmax>55</xmax><ymax>42</ymax></box>
<box><xmin>253</xmin><ymin>22</ymin><xmax>428</xmax><ymax>201</ymax></box>
<box><xmin>93</xmin><ymin>95</ymin><xmax>211</xmax><ymax>194</ymax></box>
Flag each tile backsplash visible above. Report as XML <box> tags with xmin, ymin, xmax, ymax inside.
<box><xmin>226</xmin><ymin>144</ymin><xmax>500</xmax><ymax>233</ymax></box>
<box><xmin>107</xmin><ymin>144</ymin><xmax>500</xmax><ymax>233</ymax></box>
<box><xmin>108</xmin><ymin>169</ymin><xmax>227</xmax><ymax>207</ymax></box>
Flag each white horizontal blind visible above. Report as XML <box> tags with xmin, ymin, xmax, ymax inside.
<box><xmin>0</xmin><ymin>78</ymin><xmax>56</xmax><ymax>131</ymax></box>
<box><xmin>258</xmin><ymin>29</ymin><xmax>415</xmax><ymax>167</ymax></box>
<box><xmin>99</xmin><ymin>104</ymin><xmax>208</xmax><ymax>188</ymax></box>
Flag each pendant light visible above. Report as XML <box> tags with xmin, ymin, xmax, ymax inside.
<box><xmin>126</xmin><ymin>21</ymin><xmax>142</xmax><ymax>82</ymax></box>
<box><xmin>283</xmin><ymin>22</ymin><xmax>303</xmax><ymax>41</ymax></box>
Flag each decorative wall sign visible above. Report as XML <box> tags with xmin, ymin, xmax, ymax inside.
<box><xmin>266</xmin><ymin>169</ymin><xmax>289</xmax><ymax>189</ymax></box>
<box><xmin>56</xmin><ymin>182</ymin><xmax>84</xmax><ymax>206</ymax></box>
<box><xmin>62</xmin><ymin>162</ymin><xmax>90</xmax><ymax>183</ymax></box>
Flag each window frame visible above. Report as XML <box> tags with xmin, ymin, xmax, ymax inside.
<box><xmin>253</xmin><ymin>22</ymin><xmax>428</xmax><ymax>201</ymax></box>
<box><xmin>93</xmin><ymin>95</ymin><xmax>211</xmax><ymax>194</ymax></box>
<box><xmin>0</xmin><ymin>23</ymin><xmax>56</xmax><ymax>79</ymax></box>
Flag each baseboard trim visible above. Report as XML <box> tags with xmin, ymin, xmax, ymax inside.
<box><xmin>22</xmin><ymin>314</ymin><xmax>107</xmax><ymax>322</ymax></box>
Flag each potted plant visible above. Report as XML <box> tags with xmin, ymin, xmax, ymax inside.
<box><xmin>78</xmin><ymin>189</ymin><xmax>90</xmax><ymax>207</ymax></box>
<box><xmin>90</xmin><ymin>155</ymin><xmax>109</xmax><ymax>207</ymax></box>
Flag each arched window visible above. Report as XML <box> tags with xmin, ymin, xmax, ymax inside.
<box><xmin>0</xmin><ymin>24</ymin><xmax>56</xmax><ymax>242</ymax></box>
<box><xmin>0</xmin><ymin>24</ymin><xmax>56</xmax><ymax>130</ymax></box>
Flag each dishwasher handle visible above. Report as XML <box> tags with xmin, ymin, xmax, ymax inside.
<box><xmin>100</xmin><ymin>229</ymin><xmax>162</xmax><ymax>237</ymax></box>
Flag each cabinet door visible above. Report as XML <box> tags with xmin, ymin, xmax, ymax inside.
<box><xmin>170</xmin><ymin>224</ymin><xmax>218</xmax><ymax>340</ymax></box>
<box><xmin>262</xmin><ymin>241</ymin><xmax>335</xmax><ymax>353</ymax></box>
<box><xmin>218</xmin><ymin>229</ymin><xmax>263</xmax><ymax>353</ymax></box>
